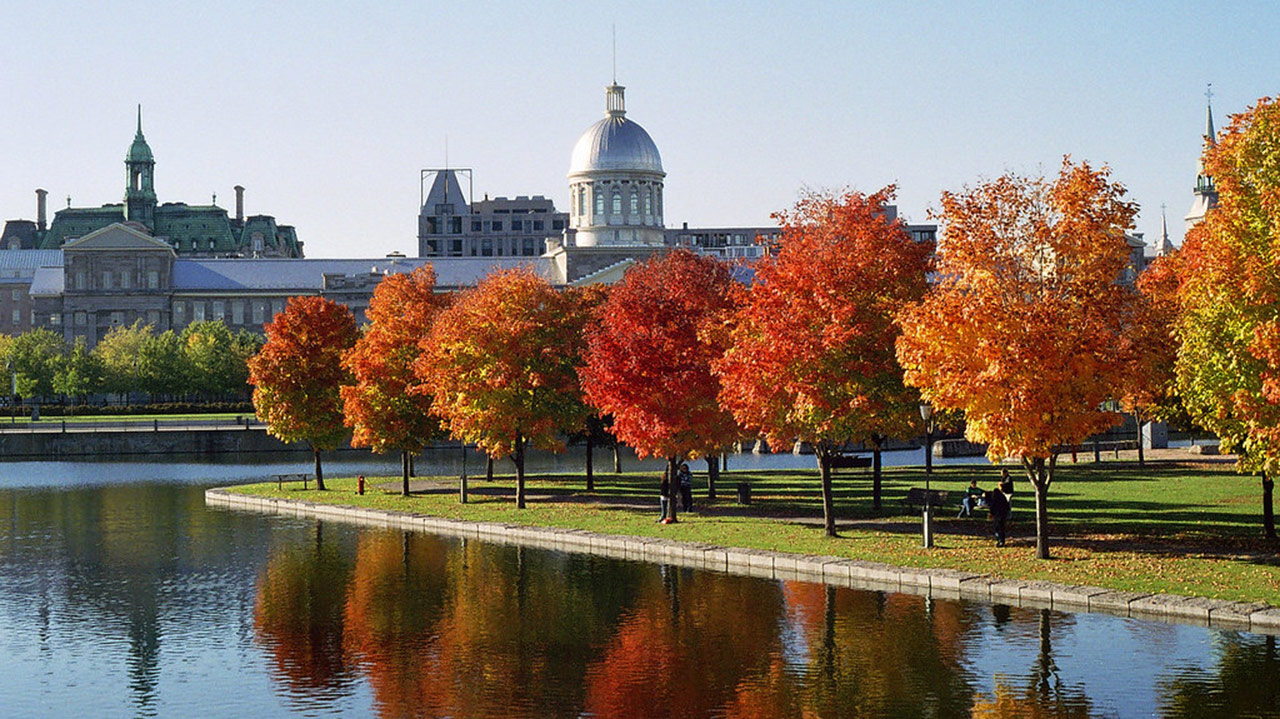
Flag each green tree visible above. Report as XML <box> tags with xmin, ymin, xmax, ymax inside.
<box><xmin>9</xmin><ymin>328</ymin><xmax>65</xmax><ymax>400</ymax></box>
<box><xmin>93</xmin><ymin>321</ymin><xmax>153</xmax><ymax>398</ymax></box>
<box><xmin>53</xmin><ymin>337</ymin><xmax>105</xmax><ymax>403</ymax></box>
<box><xmin>181</xmin><ymin>321</ymin><xmax>244</xmax><ymax>399</ymax></box>
<box><xmin>138</xmin><ymin>330</ymin><xmax>189</xmax><ymax>400</ymax></box>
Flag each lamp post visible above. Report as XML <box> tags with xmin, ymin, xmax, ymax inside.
<box><xmin>919</xmin><ymin>401</ymin><xmax>935</xmax><ymax>548</ymax></box>
<box><xmin>7</xmin><ymin>359</ymin><xmax>14</xmax><ymax>424</ymax></box>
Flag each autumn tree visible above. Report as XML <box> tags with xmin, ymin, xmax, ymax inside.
<box><xmin>581</xmin><ymin>250</ymin><xmax>741</xmax><ymax>522</ymax></box>
<box><xmin>1175</xmin><ymin>95</ymin><xmax>1280</xmax><ymax>538</ymax></box>
<box><xmin>714</xmin><ymin>188</ymin><xmax>932</xmax><ymax>535</ymax></box>
<box><xmin>896</xmin><ymin>159</ymin><xmax>1141</xmax><ymax>559</ymax></box>
<box><xmin>342</xmin><ymin>266</ymin><xmax>446</xmax><ymax>496</ymax></box>
<box><xmin>249</xmin><ymin>296</ymin><xmax>358</xmax><ymax>489</ymax></box>
<box><xmin>417</xmin><ymin>268</ymin><xmax>588</xmax><ymax>508</ymax></box>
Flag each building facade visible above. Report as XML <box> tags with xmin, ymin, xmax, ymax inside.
<box><xmin>418</xmin><ymin>170</ymin><xmax>567</xmax><ymax>258</ymax></box>
<box><xmin>1</xmin><ymin>108</ymin><xmax>302</xmax><ymax>259</ymax></box>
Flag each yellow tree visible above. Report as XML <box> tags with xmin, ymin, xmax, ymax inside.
<box><xmin>896</xmin><ymin>159</ymin><xmax>1141</xmax><ymax>559</ymax></box>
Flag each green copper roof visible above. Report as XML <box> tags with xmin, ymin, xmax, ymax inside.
<box><xmin>127</xmin><ymin>106</ymin><xmax>154</xmax><ymax>163</ymax></box>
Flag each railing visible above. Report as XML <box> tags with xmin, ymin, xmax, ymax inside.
<box><xmin>0</xmin><ymin>416</ymin><xmax>265</xmax><ymax>434</ymax></box>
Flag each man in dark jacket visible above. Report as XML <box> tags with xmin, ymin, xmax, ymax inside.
<box><xmin>986</xmin><ymin>486</ymin><xmax>1011</xmax><ymax>546</ymax></box>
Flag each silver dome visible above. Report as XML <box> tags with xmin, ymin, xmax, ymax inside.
<box><xmin>568</xmin><ymin>84</ymin><xmax>664</xmax><ymax>176</ymax></box>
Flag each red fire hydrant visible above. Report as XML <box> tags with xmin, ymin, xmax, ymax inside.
<box><xmin>357</xmin><ymin>475</ymin><xmax>365</xmax><ymax>495</ymax></box>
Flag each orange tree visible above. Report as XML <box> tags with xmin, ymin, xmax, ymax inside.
<box><xmin>416</xmin><ymin>268</ymin><xmax>589</xmax><ymax>509</ymax></box>
<box><xmin>342</xmin><ymin>266</ymin><xmax>446</xmax><ymax>497</ymax></box>
<box><xmin>714</xmin><ymin>188</ymin><xmax>932</xmax><ymax>536</ymax></box>
<box><xmin>248</xmin><ymin>296</ymin><xmax>358</xmax><ymax>490</ymax></box>
<box><xmin>1175</xmin><ymin>95</ymin><xmax>1280</xmax><ymax>538</ymax></box>
<box><xmin>580</xmin><ymin>249</ymin><xmax>741</xmax><ymax>523</ymax></box>
<box><xmin>896</xmin><ymin>159</ymin><xmax>1141</xmax><ymax>558</ymax></box>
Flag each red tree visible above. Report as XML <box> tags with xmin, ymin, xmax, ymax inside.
<box><xmin>715</xmin><ymin>188</ymin><xmax>933</xmax><ymax>536</ymax></box>
<box><xmin>342</xmin><ymin>266</ymin><xmax>446</xmax><ymax>496</ymax></box>
<box><xmin>417</xmin><ymin>268</ymin><xmax>589</xmax><ymax>508</ymax></box>
<box><xmin>580</xmin><ymin>250</ymin><xmax>741</xmax><ymax>522</ymax></box>
<box><xmin>249</xmin><ymin>296</ymin><xmax>359</xmax><ymax>490</ymax></box>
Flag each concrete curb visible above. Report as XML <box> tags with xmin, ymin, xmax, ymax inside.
<box><xmin>204</xmin><ymin>487</ymin><xmax>1279</xmax><ymax>636</ymax></box>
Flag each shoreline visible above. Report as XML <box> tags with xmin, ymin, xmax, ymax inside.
<box><xmin>205</xmin><ymin>486</ymin><xmax>1280</xmax><ymax>637</ymax></box>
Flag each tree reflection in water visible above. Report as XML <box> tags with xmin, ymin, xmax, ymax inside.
<box><xmin>1159</xmin><ymin>632</ymin><xmax>1280</xmax><ymax>718</ymax></box>
<box><xmin>971</xmin><ymin>609</ymin><xmax>1095</xmax><ymax>719</ymax></box>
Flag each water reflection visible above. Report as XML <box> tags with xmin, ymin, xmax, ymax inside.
<box><xmin>2</xmin><ymin>472</ymin><xmax>1279</xmax><ymax>717</ymax></box>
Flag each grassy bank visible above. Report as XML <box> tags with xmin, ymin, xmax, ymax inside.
<box><xmin>225</xmin><ymin>460</ymin><xmax>1280</xmax><ymax>604</ymax></box>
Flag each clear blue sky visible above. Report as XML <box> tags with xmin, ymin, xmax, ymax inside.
<box><xmin>1</xmin><ymin>1</ymin><xmax>1274</xmax><ymax>258</ymax></box>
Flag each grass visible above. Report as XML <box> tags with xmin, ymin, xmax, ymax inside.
<box><xmin>225</xmin><ymin>459</ymin><xmax>1280</xmax><ymax>604</ymax></box>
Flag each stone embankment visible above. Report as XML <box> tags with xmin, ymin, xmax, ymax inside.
<box><xmin>206</xmin><ymin>487</ymin><xmax>1280</xmax><ymax>636</ymax></box>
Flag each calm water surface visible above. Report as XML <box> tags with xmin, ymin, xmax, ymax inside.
<box><xmin>0</xmin><ymin>452</ymin><xmax>1276</xmax><ymax>718</ymax></box>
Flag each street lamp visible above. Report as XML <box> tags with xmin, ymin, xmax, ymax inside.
<box><xmin>919</xmin><ymin>401</ymin><xmax>935</xmax><ymax>548</ymax></box>
<box><xmin>6</xmin><ymin>358</ymin><xmax>14</xmax><ymax>424</ymax></box>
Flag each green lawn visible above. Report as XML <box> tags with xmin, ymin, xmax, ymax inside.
<box><xmin>226</xmin><ymin>460</ymin><xmax>1280</xmax><ymax>604</ymax></box>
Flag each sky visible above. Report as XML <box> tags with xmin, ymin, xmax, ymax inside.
<box><xmin>1</xmin><ymin>1</ymin><xmax>1276</xmax><ymax>259</ymax></box>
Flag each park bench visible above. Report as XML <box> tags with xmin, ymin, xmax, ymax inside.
<box><xmin>902</xmin><ymin>487</ymin><xmax>948</xmax><ymax>514</ymax></box>
<box><xmin>273</xmin><ymin>473</ymin><xmax>312</xmax><ymax>490</ymax></box>
<box><xmin>828</xmin><ymin>454</ymin><xmax>871</xmax><ymax>473</ymax></box>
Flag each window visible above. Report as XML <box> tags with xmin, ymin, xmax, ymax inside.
<box><xmin>11</xmin><ymin>309</ymin><xmax>19</xmax><ymax>325</ymax></box>
<box><xmin>232</xmin><ymin>301</ymin><xmax>244</xmax><ymax>325</ymax></box>
<box><xmin>74</xmin><ymin>311</ymin><xmax>87</xmax><ymax>326</ymax></box>
<box><xmin>595</xmin><ymin>190</ymin><xmax>604</xmax><ymax>215</ymax></box>
<box><xmin>578</xmin><ymin>189</ymin><xmax>586</xmax><ymax>216</ymax></box>
<box><xmin>510</xmin><ymin>220</ymin><xmax>522</xmax><ymax>232</ymax></box>
<box><xmin>193</xmin><ymin>303</ymin><xmax>206</xmax><ymax>321</ymax></box>
<box><xmin>630</xmin><ymin>192</ymin><xmax>639</xmax><ymax>214</ymax></box>
<box><xmin>471</xmin><ymin>220</ymin><xmax>482</xmax><ymax>232</ymax></box>
<box><xmin>9</xmin><ymin>289</ymin><xmax>18</xmax><ymax>301</ymax></box>
<box><xmin>612</xmin><ymin>192</ymin><xmax>622</xmax><ymax>215</ymax></box>
<box><xmin>252</xmin><ymin>302</ymin><xmax>265</xmax><ymax>325</ymax></box>
<box><xmin>481</xmin><ymin>239</ymin><xmax>493</xmax><ymax>256</ymax></box>
<box><xmin>148</xmin><ymin>271</ymin><xmax>159</xmax><ymax>289</ymax></box>
<box><xmin>212</xmin><ymin>301</ymin><xmax>226</xmax><ymax>321</ymax></box>
<box><xmin>644</xmin><ymin>192</ymin><xmax>652</xmax><ymax>215</ymax></box>
<box><xmin>120</xmin><ymin>271</ymin><xmax>131</xmax><ymax>289</ymax></box>
<box><xmin>491</xmin><ymin>220</ymin><xmax>503</xmax><ymax>232</ymax></box>
<box><xmin>49</xmin><ymin>313</ymin><xmax>61</xmax><ymax>327</ymax></box>
<box><xmin>533</xmin><ymin>220</ymin><xmax>544</xmax><ymax>232</ymax></box>
<box><xmin>552</xmin><ymin>219</ymin><xmax>564</xmax><ymax>231</ymax></box>
<box><xmin>523</xmin><ymin>238</ymin><xmax>537</xmax><ymax>255</ymax></box>
<box><xmin>174</xmin><ymin>302</ymin><xmax>185</xmax><ymax>324</ymax></box>
<box><xmin>271</xmin><ymin>300</ymin><xmax>284</xmax><ymax>319</ymax></box>
<box><xmin>656</xmin><ymin>188</ymin><xmax>663</xmax><ymax>215</ymax></box>
<box><xmin>449</xmin><ymin>217</ymin><xmax>462</xmax><ymax>233</ymax></box>
<box><xmin>110</xmin><ymin>311</ymin><xmax>124</xmax><ymax>326</ymax></box>
<box><xmin>102</xmin><ymin>271</ymin><xmax>112</xmax><ymax>289</ymax></box>
<box><xmin>146</xmin><ymin>310</ymin><xmax>159</xmax><ymax>326</ymax></box>
<box><xmin>75</xmin><ymin>272</ymin><xmax>85</xmax><ymax>290</ymax></box>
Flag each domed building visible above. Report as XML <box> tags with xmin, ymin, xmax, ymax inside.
<box><xmin>567</xmin><ymin>83</ymin><xmax>665</xmax><ymax>247</ymax></box>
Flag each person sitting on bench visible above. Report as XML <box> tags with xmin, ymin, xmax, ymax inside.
<box><xmin>958</xmin><ymin>479</ymin><xmax>986</xmax><ymax>517</ymax></box>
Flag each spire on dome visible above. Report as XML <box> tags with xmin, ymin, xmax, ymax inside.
<box><xmin>1203</xmin><ymin>84</ymin><xmax>1215</xmax><ymax>146</ymax></box>
<box><xmin>136</xmin><ymin>104</ymin><xmax>143</xmax><ymax>138</ymax></box>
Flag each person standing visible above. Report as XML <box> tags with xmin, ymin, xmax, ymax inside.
<box><xmin>678</xmin><ymin>462</ymin><xmax>694</xmax><ymax>512</ymax></box>
<box><xmin>986</xmin><ymin>484</ymin><xmax>1011</xmax><ymax>546</ymax></box>
<box><xmin>659</xmin><ymin>473</ymin><xmax>671</xmax><ymax>522</ymax></box>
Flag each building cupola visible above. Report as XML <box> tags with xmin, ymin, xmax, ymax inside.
<box><xmin>125</xmin><ymin>104</ymin><xmax>157</xmax><ymax>229</ymax></box>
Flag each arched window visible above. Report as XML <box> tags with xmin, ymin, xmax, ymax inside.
<box><xmin>656</xmin><ymin>188</ymin><xmax>663</xmax><ymax>215</ymax></box>
<box><xmin>630</xmin><ymin>192</ymin><xmax>639</xmax><ymax>214</ymax></box>
<box><xmin>644</xmin><ymin>191</ymin><xmax>652</xmax><ymax>215</ymax></box>
<box><xmin>612</xmin><ymin>192</ymin><xmax>622</xmax><ymax>215</ymax></box>
<box><xmin>578</xmin><ymin>188</ymin><xmax>586</xmax><ymax>216</ymax></box>
<box><xmin>595</xmin><ymin>189</ymin><xmax>604</xmax><ymax>215</ymax></box>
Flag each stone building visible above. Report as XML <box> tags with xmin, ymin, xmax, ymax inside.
<box><xmin>0</xmin><ymin>108</ymin><xmax>302</xmax><ymax>258</ymax></box>
<box><xmin>418</xmin><ymin>170</ymin><xmax>567</xmax><ymax>258</ymax></box>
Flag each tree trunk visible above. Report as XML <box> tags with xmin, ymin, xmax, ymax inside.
<box><xmin>817</xmin><ymin>443</ymin><xmax>836</xmax><ymax>537</ymax></box>
<box><xmin>1022</xmin><ymin>455</ymin><xmax>1054</xmax><ymax>559</ymax></box>
<box><xmin>586</xmin><ymin>429</ymin><xmax>595</xmax><ymax>492</ymax></box>
<box><xmin>613</xmin><ymin>441</ymin><xmax>622</xmax><ymax>473</ymax></box>
<box><xmin>705</xmin><ymin>455</ymin><xmax>718</xmax><ymax>501</ymax></box>
<box><xmin>401</xmin><ymin>450</ymin><xmax>410</xmax><ymax>497</ymax></box>
<box><xmin>1264</xmin><ymin>471</ymin><xmax>1276</xmax><ymax>540</ymax></box>
<box><xmin>871</xmin><ymin>435</ymin><xmax>883</xmax><ymax>511</ymax></box>
<box><xmin>513</xmin><ymin>434</ymin><xmax>526</xmax><ymax>509</ymax></box>
<box><xmin>409</xmin><ymin>454</ymin><xmax>415</xmax><ymax>478</ymax></box>
<box><xmin>666</xmin><ymin>456</ymin><xmax>679</xmax><ymax>523</ymax></box>
<box><xmin>1135</xmin><ymin>411</ymin><xmax>1145</xmax><ymax>470</ymax></box>
<box><xmin>486</xmin><ymin>455</ymin><xmax>494</xmax><ymax>481</ymax></box>
<box><xmin>313</xmin><ymin>448</ymin><xmax>326</xmax><ymax>491</ymax></box>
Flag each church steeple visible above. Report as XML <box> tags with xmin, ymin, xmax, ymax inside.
<box><xmin>125</xmin><ymin>105</ymin><xmax>157</xmax><ymax>228</ymax></box>
<box><xmin>1185</xmin><ymin>86</ymin><xmax>1219</xmax><ymax>230</ymax></box>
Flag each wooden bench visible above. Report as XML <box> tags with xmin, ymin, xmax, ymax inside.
<box><xmin>829</xmin><ymin>454</ymin><xmax>872</xmax><ymax>473</ymax></box>
<box><xmin>902</xmin><ymin>487</ymin><xmax>948</xmax><ymax>513</ymax></box>
<box><xmin>273</xmin><ymin>473</ymin><xmax>312</xmax><ymax>490</ymax></box>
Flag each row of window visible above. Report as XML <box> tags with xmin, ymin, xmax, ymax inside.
<box><xmin>575</xmin><ymin>185</ymin><xmax>662</xmax><ymax>219</ymax></box>
<box><xmin>72</xmin><ymin>270</ymin><xmax>162</xmax><ymax>291</ymax></box>
<box><xmin>424</xmin><ymin>217</ymin><xmax>564</xmax><ymax>236</ymax></box>
<box><xmin>423</xmin><ymin>237</ymin><xmax>543</xmax><ymax>257</ymax></box>
<box><xmin>173</xmin><ymin>299</ymin><xmax>285</xmax><ymax>326</ymax></box>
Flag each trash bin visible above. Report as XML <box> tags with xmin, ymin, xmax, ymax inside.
<box><xmin>736</xmin><ymin>482</ymin><xmax>751</xmax><ymax>505</ymax></box>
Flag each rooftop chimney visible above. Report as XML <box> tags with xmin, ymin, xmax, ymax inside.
<box><xmin>234</xmin><ymin>185</ymin><xmax>245</xmax><ymax>223</ymax></box>
<box><xmin>36</xmin><ymin>189</ymin><xmax>48</xmax><ymax>231</ymax></box>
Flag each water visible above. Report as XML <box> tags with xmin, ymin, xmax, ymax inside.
<box><xmin>0</xmin><ymin>453</ymin><xmax>1276</xmax><ymax>718</ymax></box>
